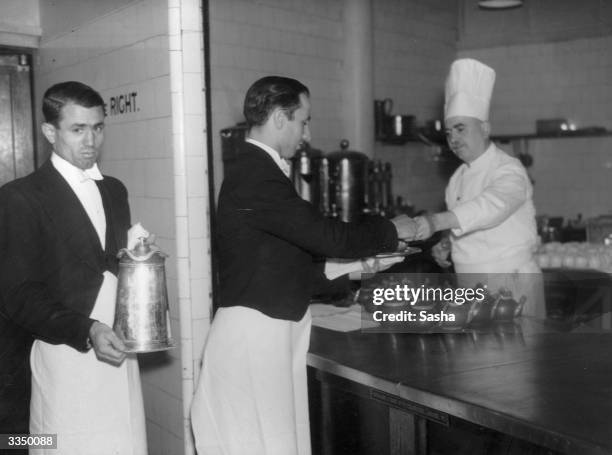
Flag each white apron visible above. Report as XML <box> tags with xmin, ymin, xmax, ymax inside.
<box><xmin>191</xmin><ymin>306</ymin><xmax>312</xmax><ymax>455</ymax></box>
<box><xmin>29</xmin><ymin>271</ymin><xmax>147</xmax><ymax>455</ymax></box>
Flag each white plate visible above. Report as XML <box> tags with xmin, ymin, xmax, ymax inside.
<box><xmin>376</xmin><ymin>246</ymin><xmax>421</xmax><ymax>258</ymax></box>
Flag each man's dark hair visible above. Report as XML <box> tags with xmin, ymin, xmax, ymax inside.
<box><xmin>42</xmin><ymin>81</ymin><xmax>105</xmax><ymax>126</ymax></box>
<box><xmin>243</xmin><ymin>76</ymin><xmax>309</xmax><ymax>128</ymax></box>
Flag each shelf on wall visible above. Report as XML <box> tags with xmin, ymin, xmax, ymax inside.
<box><xmin>493</xmin><ymin>129</ymin><xmax>612</xmax><ymax>142</ymax></box>
<box><xmin>378</xmin><ymin>128</ymin><xmax>612</xmax><ymax>145</ymax></box>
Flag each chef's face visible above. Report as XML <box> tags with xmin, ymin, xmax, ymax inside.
<box><xmin>445</xmin><ymin>116</ymin><xmax>490</xmax><ymax>164</ymax></box>
<box><xmin>278</xmin><ymin>93</ymin><xmax>311</xmax><ymax>159</ymax></box>
<box><xmin>42</xmin><ymin>102</ymin><xmax>105</xmax><ymax>170</ymax></box>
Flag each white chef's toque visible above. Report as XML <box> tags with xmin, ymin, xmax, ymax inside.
<box><xmin>444</xmin><ymin>58</ymin><xmax>496</xmax><ymax>122</ymax></box>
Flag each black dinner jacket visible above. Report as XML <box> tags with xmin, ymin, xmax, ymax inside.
<box><xmin>0</xmin><ymin>159</ymin><xmax>131</xmax><ymax>433</ymax></box>
<box><xmin>217</xmin><ymin>141</ymin><xmax>398</xmax><ymax>321</ymax></box>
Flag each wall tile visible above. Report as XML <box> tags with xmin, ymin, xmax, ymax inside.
<box><xmin>183</xmin><ymin>114</ymin><xmax>206</xmax><ymax>156</ymax></box>
<box><xmin>191</xmin><ymin>317</ymin><xmax>210</xmax><ymax>364</ymax></box>
<box><xmin>187</xmin><ymin>156</ymin><xmax>208</xmax><ymax>198</ymax></box>
<box><xmin>182</xmin><ymin>31</ymin><xmax>204</xmax><ymax>73</ymax></box>
<box><xmin>188</xmin><ymin>237</ymin><xmax>209</xmax><ymax>280</ymax></box>
<box><xmin>187</xmin><ymin>196</ymin><xmax>207</xmax><ymax>238</ymax></box>
<box><xmin>145</xmin><ymin>158</ymin><xmax>174</xmax><ymax>198</ymax></box>
<box><xmin>190</xmin><ymin>277</ymin><xmax>212</xmax><ymax>320</ymax></box>
<box><xmin>181</xmin><ymin>1</ymin><xmax>203</xmax><ymax>32</ymax></box>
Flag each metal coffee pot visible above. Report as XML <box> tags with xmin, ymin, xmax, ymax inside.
<box><xmin>113</xmin><ymin>238</ymin><xmax>175</xmax><ymax>353</ymax></box>
<box><xmin>491</xmin><ymin>289</ymin><xmax>526</xmax><ymax>322</ymax></box>
<box><xmin>327</xmin><ymin>140</ymin><xmax>369</xmax><ymax>222</ymax></box>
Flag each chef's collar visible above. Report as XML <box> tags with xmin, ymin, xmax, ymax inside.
<box><xmin>464</xmin><ymin>142</ymin><xmax>495</xmax><ymax>170</ymax></box>
<box><xmin>246</xmin><ymin>137</ymin><xmax>291</xmax><ymax>177</ymax></box>
<box><xmin>51</xmin><ymin>152</ymin><xmax>104</xmax><ymax>183</ymax></box>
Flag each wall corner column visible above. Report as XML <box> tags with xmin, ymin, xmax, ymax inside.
<box><xmin>341</xmin><ymin>0</ymin><xmax>374</xmax><ymax>157</ymax></box>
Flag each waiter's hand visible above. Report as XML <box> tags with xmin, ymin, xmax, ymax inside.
<box><xmin>127</xmin><ymin>222</ymin><xmax>151</xmax><ymax>250</ymax></box>
<box><xmin>348</xmin><ymin>256</ymin><xmax>404</xmax><ymax>280</ymax></box>
<box><xmin>362</xmin><ymin>256</ymin><xmax>405</xmax><ymax>273</ymax></box>
<box><xmin>391</xmin><ymin>215</ymin><xmax>417</xmax><ymax>241</ymax></box>
<box><xmin>89</xmin><ymin>321</ymin><xmax>127</xmax><ymax>366</ymax></box>
<box><xmin>431</xmin><ymin>238</ymin><xmax>452</xmax><ymax>268</ymax></box>
<box><xmin>414</xmin><ymin>215</ymin><xmax>435</xmax><ymax>241</ymax></box>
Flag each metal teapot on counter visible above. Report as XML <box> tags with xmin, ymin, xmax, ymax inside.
<box><xmin>113</xmin><ymin>238</ymin><xmax>175</xmax><ymax>353</ymax></box>
<box><xmin>491</xmin><ymin>288</ymin><xmax>526</xmax><ymax>322</ymax></box>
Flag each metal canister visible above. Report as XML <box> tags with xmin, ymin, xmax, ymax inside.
<box><xmin>290</xmin><ymin>144</ymin><xmax>325</xmax><ymax>211</ymax></box>
<box><xmin>327</xmin><ymin>140</ymin><xmax>369</xmax><ymax>222</ymax></box>
<box><xmin>113</xmin><ymin>239</ymin><xmax>175</xmax><ymax>353</ymax></box>
<box><xmin>319</xmin><ymin>157</ymin><xmax>330</xmax><ymax>216</ymax></box>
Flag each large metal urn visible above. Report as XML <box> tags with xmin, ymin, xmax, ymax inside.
<box><xmin>291</xmin><ymin>144</ymin><xmax>328</xmax><ymax>214</ymax></box>
<box><xmin>113</xmin><ymin>239</ymin><xmax>175</xmax><ymax>353</ymax></box>
<box><xmin>327</xmin><ymin>140</ymin><xmax>369</xmax><ymax>222</ymax></box>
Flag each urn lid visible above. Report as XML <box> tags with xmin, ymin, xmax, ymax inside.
<box><xmin>327</xmin><ymin>139</ymin><xmax>368</xmax><ymax>162</ymax></box>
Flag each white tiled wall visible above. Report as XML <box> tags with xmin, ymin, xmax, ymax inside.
<box><xmin>36</xmin><ymin>1</ymin><xmax>210</xmax><ymax>454</ymax></box>
<box><xmin>520</xmin><ymin>137</ymin><xmax>612</xmax><ymax>220</ymax></box>
<box><xmin>373</xmin><ymin>0</ymin><xmax>456</xmax><ymax>124</ymax></box>
<box><xmin>209</xmin><ymin>0</ymin><xmax>457</xmax><ymax>212</ymax></box>
<box><xmin>209</xmin><ymin>0</ymin><xmax>345</xmax><ymax>195</ymax></box>
<box><xmin>458</xmin><ymin>3</ymin><xmax>612</xmax><ymax>221</ymax></box>
<box><xmin>377</xmin><ymin>143</ymin><xmax>459</xmax><ymax>213</ymax></box>
<box><xmin>459</xmin><ymin>0</ymin><xmax>612</xmax><ymax>51</ymax></box>
<box><xmin>459</xmin><ymin>36</ymin><xmax>612</xmax><ymax>137</ymax></box>
<box><xmin>0</xmin><ymin>0</ymin><xmax>40</xmax><ymax>47</ymax></box>
<box><xmin>372</xmin><ymin>0</ymin><xmax>457</xmax><ymax>212</ymax></box>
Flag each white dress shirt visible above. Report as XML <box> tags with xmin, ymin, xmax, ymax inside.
<box><xmin>246</xmin><ymin>137</ymin><xmax>291</xmax><ymax>177</ymax></box>
<box><xmin>51</xmin><ymin>153</ymin><xmax>106</xmax><ymax>247</ymax></box>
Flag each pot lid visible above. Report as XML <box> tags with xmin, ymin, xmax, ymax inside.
<box><xmin>291</xmin><ymin>142</ymin><xmax>323</xmax><ymax>161</ymax></box>
<box><xmin>328</xmin><ymin>139</ymin><xmax>368</xmax><ymax>161</ymax></box>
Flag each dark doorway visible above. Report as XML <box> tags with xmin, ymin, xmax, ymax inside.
<box><xmin>0</xmin><ymin>52</ymin><xmax>35</xmax><ymax>186</ymax></box>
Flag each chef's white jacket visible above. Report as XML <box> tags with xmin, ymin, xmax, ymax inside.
<box><xmin>446</xmin><ymin>143</ymin><xmax>538</xmax><ymax>272</ymax></box>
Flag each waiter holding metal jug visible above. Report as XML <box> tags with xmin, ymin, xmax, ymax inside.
<box><xmin>0</xmin><ymin>81</ymin><xmax>150</xmax><ymax>454</ymax></box>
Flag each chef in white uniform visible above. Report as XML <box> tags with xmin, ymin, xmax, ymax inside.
<box><xmin>414</xmin><ymin>58</ymin><xmax>545</xmax><ymax>318</ymax></box>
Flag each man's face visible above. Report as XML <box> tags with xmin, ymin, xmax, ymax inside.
<box><xmin>445</xmin><ymin>116</ymin><xmax>489</xmax><ymax>164</ymax></box>
<box><xmin>278</xmin><ymin>93</ymin><xmax>311</xmax><ymax>159</ymax></box>
<box><xmin>42</xmin><ymin>103</ymin><xmax>105</xmax><ymax>170</ymax></box>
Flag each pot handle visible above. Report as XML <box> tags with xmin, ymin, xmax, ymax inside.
<box><xmin>383</xmin><ymin>98</ymin><xmax>393</xmax><ymax>115</ymax></box>
<box><xmin>515</xmin><ymin>296</ymin><xmax>527</xmax><ymax>317</ymax></box>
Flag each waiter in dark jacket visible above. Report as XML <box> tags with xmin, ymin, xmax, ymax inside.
<box><xmin>0</xmin><ymin>81</ymin><xmax>147</xmax><ymax>454</ymax></box>
<box><xmin>191</xmin><ymin>76</ymin><xmax>417</xmax><ymax>455</ymax></box>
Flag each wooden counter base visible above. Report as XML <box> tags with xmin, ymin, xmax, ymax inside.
<box><xmin>307</xmin><ymin>319</ymin><xmax>612</xmax><ymax>455</ymax></box>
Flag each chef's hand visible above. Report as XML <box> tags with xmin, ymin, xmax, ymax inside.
<box><xmin>89</xmin><ymin>321</ymin><xmax>127</xmax><ymax>366</ymax></box>
<box><xmin>127</xmin><ymin>222</ymin><xmax>152</xmax><ymax>249</ymax></box>
<box><xmin>391</xmin><ymin>215</ymin><xmax>417</xmax><ymax>241</ymax></box>
<box><xmin>414</xmin><ymin>215</ymin><xmax>436</xmax><ymax>240</ymax></box>
<box><xmin>431</xmin><ymin>238</ymin><xmax>452</xmax><ymax>268</ymax></box>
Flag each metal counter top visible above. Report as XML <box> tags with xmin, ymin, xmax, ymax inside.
<box><xmin>307</xmin><ymin>319</ymin><xmax>612</xmax><ymax>454</ymax></box>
